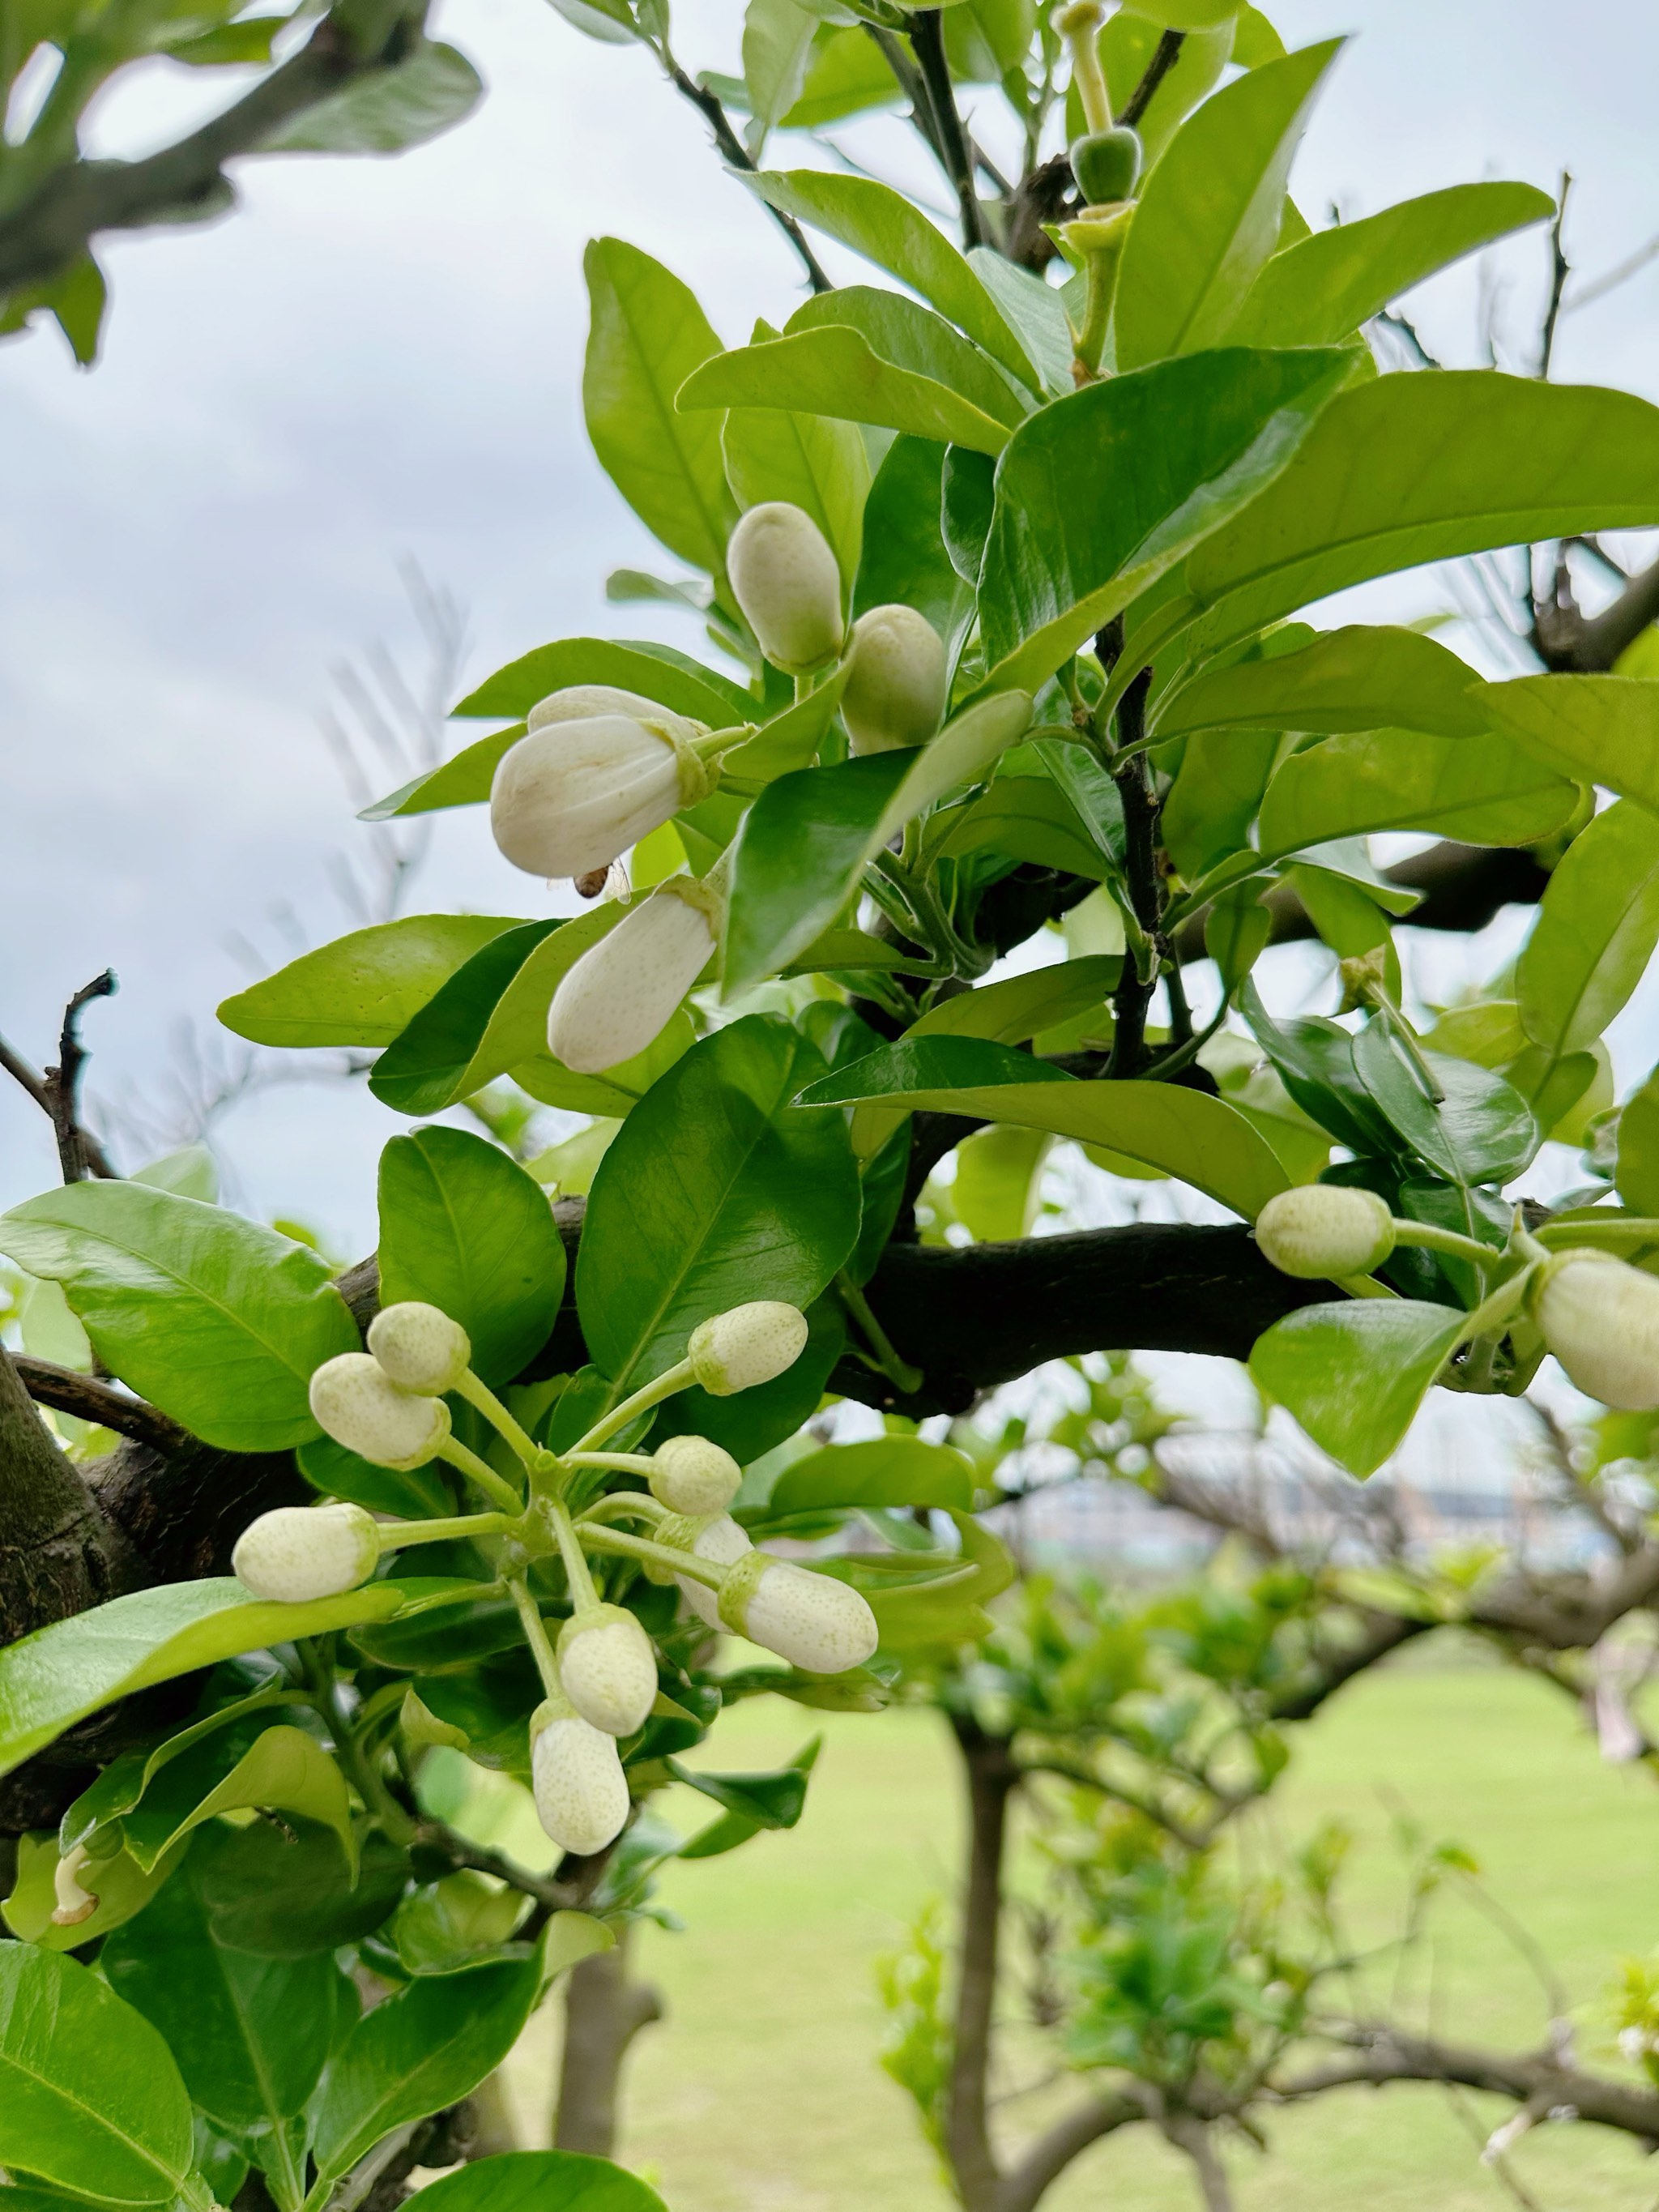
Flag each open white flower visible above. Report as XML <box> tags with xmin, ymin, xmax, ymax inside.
<box><xmin>727</xmin><ymin>502</ymin><xmax>845</xmax><ymax>673</ymax></box>
<box><xmin>1534</xmin><ymin>1250</ymin><xmax>1659</xmax><ymax>1410</ymax></box>
<box><xmin>232</xmin><ymin>1501</ymin><xmax>382</xmax><ymax>1603</ymax></box>
<box><xmin>1254</xmin><ymin>1186</ymin><xmax>1396</xmax><ymax>1280</ymax></box>
<box><xmin>547</xmin><ymin>877</ymin><xmax>718</xmax><ymax>1074</ymax></box>
<box><xmin>842</xmin><ymin>604</ymin><xmax>947</xmax><ymax>755</ymax></box>
<box><xmin>308</xmin><ymin>1352</ymin><xmax>450</xmax><ymax>1470</ymax></box>
<box><xmin>367</xmin><ymin>1301</ymin><xmax>471</xmax><ymax>1394</ymax></box>
<box><xmin>531</xmin><ymin>1699</ymin><xmax>631</xmax><ymax>1855</ymax></box>
<box><xmin>557</xmin><ymin>1604</ymin><xmax>659</xmax><ymax>1737</ymax></box>
<box><xmin>490</xmin><ymin>710</ymin><xmax>710</xmax><ymax>882</ymax></box>
<box><xmin>687</xmin><ymin>1301</ymin><xmax>809</xmax><ymax>1395</ymax></box>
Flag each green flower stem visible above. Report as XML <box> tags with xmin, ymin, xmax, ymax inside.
<box><xmin>548</xmin><ymin>1498</ymin><xmax>602</xmax><ymax>1614</ymax></box>
<box><xmin>565</xmin><ymin>1450</ymin><xmax>658</xmax><ymax>1475</ymax></box>
<box><xmin>569</xmin><ymin>1357</ymin><xmax>695</xmax><ymax>1457</ymax></box>
<box><xmin>296</xmin><ymin>1639</ymin><xmax>413</xmax><ymax>1845</ymax></box>
<box><xmin>453</xmin><ymin>1369</ymin><xmax>540</xmax><ymax>1466</ymax></box>
<box><xmin>837</xmin><ymin>1270</ymin><xmax>923</xmax><ymax>1394</ymax></box>
<box><xmin>1454</xmin><ymin>1262</ymin><xmax>1540</xmax><ymax>1350</ymax></box>
<box><xmin>376</xmin><ymin>1510</ymin><xmax>517</xmax><ymax>1554</ymax></box>
<box><xmin>1074</xmin><ymin>243</ymin><xmax>1117</xmax><ymax>377</ymax></box>
<box><xmin>1537</xmin><ymin>1216</ymin><xmax>1659</xmax><ymax>1248</ymax></box>
<box><xmin>582</xmin><ymin>1522</ymin><xmax>727</xmax><ymax>1592</ymax></box>
<box><xmin>578</xmin><ymin>1492</ymin><xmax>669</xmax><ymax>1527</ymax></box>
<box><xmin>437</xmin><ymin>1436</ymin><xmax>524</xmax><ymax>1515</ymax></box>
<box><xmin>1391</xmin><ymin>1220</ymin><xmax>1501</xmax><ymax>1270</ymax></box>
<box><xmin>508</xmin><ymin>1574</ymin><xmax>564</xmax><ymax>1701</ymax></box>
<box><xmin>689</xmin><ymin>722</ymin><xmax>759</xmax><ymax>761</ymax></box>
<box><xmin>1060</xmin><ymin>2</ymin><xmax>1112</xmax><ymax>130</ymax></box>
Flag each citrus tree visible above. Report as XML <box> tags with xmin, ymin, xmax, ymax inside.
<box><xmin>7</xmin><ymin>1</ymin><xmax>1659</xmax><ymax>2206</ymax></box>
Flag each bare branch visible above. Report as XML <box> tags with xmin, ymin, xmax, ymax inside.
<box><xmin>908</xmin><ymin>8</ymin><xmax>988</xmax><ymax>250</ymax></box>
<box><xmin>1537</xmin><ymin>170</ymin><xmax>1572</xmax><ymax>378</ymax></box>
<box><xmin>0</xmin><ymin>1014</ymin><xmax>118</xmax><ymax>1181</ymax></box>
<box><xmin>43</xmin><ymin>970</ymin><xmax>117</xmax><ymax>1184</ymax></box>
<box><xmin>12</xmin><ymin>1356</ymin><xmax>188</xmax><ymax>1457</ymax></box>
<box><xmin>659</xmin><ymin>55</ymin><xmax>831</xmax><ymax>293</ymax></box>
<box><xmin>1118</xmin><ymin>29</ymin><xmax>1186</xmax><ymax>130</ymax></box>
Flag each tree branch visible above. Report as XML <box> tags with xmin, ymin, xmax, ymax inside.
<box><xmin>945</xmin><ymin>1715</ymin><xmax>1019</xmax><ymax>2212</ymax></box>
<box><xmin>1117</xmin><ymin>29</ymin><xmax>1185</xmax><ymax>130</ymax></box>
<box><xmin>907</xmin><ymin>9</ymin><xmax>987</xmax><ymax>251</ymax></box>
<box><xmin>659</xmin><ymin>58</ymin><xmax>831</xmax><ymax>293</ymax></box>
<box><xmin>43</xmin><ymin>970</ymin><xmax>117</xmax><ymax>1183</ymax></box>
<box><xmin>0</xmin><ymin>1024</ymin><xmax>118</xmax><ymax>1181</ymax></box>
<box><xmin>13</xmin><ymin>1356</ymin><xmax>189</xmax><ymax>1455</ymax></box>
<box><xmin>0</xmin><ymin>1347</ymin><xmax>140</xmax><ymax>1649</ymax></box>
<box><xmin>992</xmin><ymin>2087</ymin><xmax>1145</xmax><ymax>2212</ymax></box>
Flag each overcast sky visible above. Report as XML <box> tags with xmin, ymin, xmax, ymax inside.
<box><xmin>6</xmin><ymin>0</ymin><xmax>1659</xmax><ymax>1258</ymax></box>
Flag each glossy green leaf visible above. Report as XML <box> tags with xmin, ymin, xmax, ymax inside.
<box><xmin>741</xmin><ymin>169</ymin><xmax>1039</xmax><ymax>390</ymax></box>
<box><xmin>299</xmin><ymin>1433</ymin><xmax>454</xmax><ymax>1518</ymax></box>
<box><xmin>583</xmin><ymin>237</ymin><xmax>736</xmax><ymax>573</ymax></box>
<box><xmin>191</xmin><ymin>1817</ymin><xmax>412</xmax><ymax>1958</ymax></box>
<box><xmin>218</xmin><ymin>915</ymin><xmax>518</xmax><ymax>1046</ymax></box>
<box><xmin>967</xmin><ymin>246</ymin><xmax>1073</xmax><ymax>399</ymax></box>
<box><xmin>1618</xmin><ymin>1065</ymin><xmax>1659</xmax><ymax>1217</ymax></box>
<box><xmin>978</xmin><ymin>346</ymin><xmax>1351</xmax><ymax>691</ymax></box>
<box><xmin>393</xmin><ymin>1872</ymin><xmax>530</xmax><ymax>1975</ymax></box>
<box><xmin>1516</xmin><ymin>800</ymin><xmax>1659</xmax><ymax>1058</ymax></box>
<box><xmin>59</xmin><ymin>1681</ymin><xmax>313</xmax><ymax>1853</ymax></box>
<box><xmin>1240</xmin><ymin>986</ymin><xmax>1400</xmax><ymax>1157</ymax></box>
<box><xmin>937</xmin><ymin>775</ymin><xmax>1109</xmax><ymax>878</ymax></box>
<box><xmin>120</xmin><ymin>1721</ymin><xmax>354</xmax><ymax>1873</ymax></box>
<box><xmin>1188</xmin><ymin>373</ymin><xmax>1659</xmax><ymax>644</ymax></box>
<box><xmin>742</xmin><ymin>0</ymin><xmax>816</xmax><ymax>151</ymax></box>
<box><xmin>788</xmin><ymin>285</ymin><xmax>1030</xmax><ymax>429</ymax></box>
<box><xmin>678</xmin><ymin>324</ymin><xmax>1013</xmax><ymax>455</ymax></box>
<box><xmin>349</xmin><ymin>1583</ymin><xmax>522</xmax><ymax>1674</ymax></box>
<box><xmin>1229</xmin><ymin>181</ymin><xmax>1554</xmax><ymax>348</ymax></box>
<box><xmin>103</xmin><ymin>1860</ymin><xmax>343</xmax><ymax>2135</ymax></box>
<box><xmin>851</xmin><ymin>433</ymin><xmax>975</xmax><ymax>647</ymax></box>
<box><xmin>1156</xmin><ymin>624</ymin><xmax>1486</xmax><ymax>741</ymax></box>
<box><xmin>953</xmin><ymin>1124</ymin><xmax>1052</xmax><ymax>1240</ymax></box>
<box><xmin>1256</xmin><ymin>729</ymin><xmax>1578</xmax><ymax>859</ymax></box>
<box><xmin>672</xmin><ymin>1736</ymin><xmax>819</xmax><ymax>1843</ymax></box>
<box><xmin>578</xmin><ymin>1016</ymin><xmax>860</xmax><ymax>1391</ymax></box>
<box><xmin>720</xmin><ymin>663</ymin><xmax>851</xmax><ymax>788</ymax></box>
<box><xmin>723</xmin><ymin>387</ymin><xmax>868</xmax><ymax>589</ymax></box>
<box><xmin>1205</xmin><ymin>882</ymin><xmax>1272</xmax><ymax>993</ymax></box>
<box><xmin>0</xmin><ymin>1184</ymin><xmax>358</xmax><ymax>1450</ymax></box>
<box><xmin>377</xmin><ymin>1127</ymin><xmax>566</xmax><ymax>1381</ymax></box>
<box><xmin>800</xmin><ymin>1043</ymin><xmax>1290</xmax><ymax>1217</ymax></box>
<box><xmin>1250</xmin><ymin>1299</ymin><xmax>1468</xmax><ymax>1475</ymax></box>
<box><xmin>1478</xmin><ymin>674</ymin><xmax>1659</xmax><ymax>812</ymax></box>
<box><xmin>864</xmin><ymin>1512</ymin><xmax>1013</xmax><ymax>1649</ymax></box>
<box><xmin>769</xmin><ymin>1437</ymin><xmax>975</xmax><ymax>1515</ymax></box>
<box><xmin>262</xmin><ymin>40</ymin><xmax>481</xmax><ymax>153</ymax></box>
<box><xmin>0</xmin><ymin>1578</ymin><xmax>403</xmax><ymax>1780</ymax></box>
<box><xmin>0</xmin><ymin>1947</ymin><xmax>195</xmax><ymax>2206</ymax></box>
<box><xmin>1352</xmin><ymin>1025</ymin><xmax>1537</xmax><ymax>1185</ymax></box>
<box><xmin>1115</xmin><ymin>40</ymin><xmax>1341</xmax><ymax>369</ymax></box>
<box><xmin>407</xmin><ymin>2150</ymin><xmax>667</xmax><ymax>2212</ymax></box>
<box><xmin>453</xmin><ymin>636</ymin><xmax>752</xmax><ymax>724</ymax></box>
<box><xmin>310</xmin><ymin>1948</ymin><xmax>546</xmax><ymax>2184</ymax></box>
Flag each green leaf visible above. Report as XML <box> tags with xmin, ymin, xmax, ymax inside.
<box><xmin>789</xmin><ymin>286</ymin><xmax>1031</xmax><ymax>432</ymax></box>
<box><xmin>1187</xmin><ymin>373</ymin><xmax>1659</xmax><ymax>644</ymax></box>
<box><xmin>164</xmin><ymin>14</ymin><xmax>284</xmax><ymax>63</ymax></box>
<box><xmin>1155</xmin><ymin>624</ymin><xmax>1487</xmax><ymax>741</ymax></box>
<box><xmin>1115</xmin><ymin>38</ymin><xmax>1341</xmax><ymax>367</ymax></box>
<box><xmin>978</xmin><ymin>346</ymin><xmax>1352</xmax><ymax>691</ymax></box>
<box><xmin>1516</xmin><ymin>800</ymin><xmax>1659</xmax><ymax>1059</ymax></box>
<box><xmin>1352</xmin><ymin>1025</ymin><xmax>1537</xmax><ymax>1185</ymax></box>
<box><xmin>678</xmin><ymin>324</ymin><xmax>1013</xmax><ymax>456</ymax></box>
<box><xmin>262</xmin><ymin>41</ymin><xmax>482</xmax><ymax>153</ymax></box>
<box><xmin>299</xmin><ymin>1433</ymin><xmax>455</xmax><ymax>1518</ymax></box>
<box><xmin>1478</xmin><ymin>675</ymin><xmax>1659</xmax><ymax>812</ymax></box>
<box><xmin>864</xmin><ymin>1510</ymin><xmax>1013</xmax><ymax>1649</ymax></box>
<box><xmin>800</xmin><ymin>1044</ymin><xmax>1291</xmax><ymax>1217</ymax></box>
<box><xmin>453</xmin><ymin>636</ymin><xmax>752</xmax><ymax>724</ymax></box>
<box><xmin>548</xmin><ymin>0</ymin><xmax>638</xmax><ymax>41</ymax></box>
<box><xmin>671</xmin><ymin>1735</ymin><xmax>819</xmax><ymax>1837</ymax></box>
<box><xmin>851</xmin><ymin>433</ymin><xmax>975</xmax><ymax>650</ymax></box>
<box><xmin>401</xmin><ymin>2150</ymin><xmax>667</xmax><ymax>2212</ymax></box>
<box><xmin>967</xmin><ymin>245</ymin><xmax>1074</xmax><ymax>399</ymax></box>
<box><xmin>0</xmin><ymin>1946</ymin><xmax>195</xmax><ymax>2206</ymax></box>
<box><xmin>1250</xmin><ymin>1299</ymin><xmax>1468</xmax><ymax>1475</ymax></box>
<box><xmin>119</xmin><ymin>1721</ymin><xmax>355</xmax><ymax>1874</ymax></box>
<box><xmin>393</xmin><ymin>1872</ymin><xmax>529</xmax><ymax>1975</ymax></box>
<box><xmin>0</xmin><ymin>1578</ymin><xmax>403</xmax><ymax>1781</ymax></box>
<box><xmin>584</xmin><ymin>237</ymin><xmax>737</xmax><ymax>573</ymax></box>
<box><xmin>578</xmin><ymin>1016</ymin><xmax>860</xmax><ymax>1391</ymax></box>
<box><xmin>103</xmin><ymin>1860</ymin><xmax>343</xmax><ymax>2135</ymax></box>
<box><xmin>1256</xmin><ymin>729</ymin><xmax>1578</xmax><ymax>859</ymax></box>
<box><xmin>0</xmin><ymin>1184</ymin><xmax>358</xmax><ymax>1450</ymax></box>
<box><xmin>742</xmin><ymin>0</ymin><xmax>817</xmax><ymax>152</ymax></box>
<box><xmin>741</xmin><ymin>169</ymin><xmax>1040</xmax><ymax>391</ymax></box>
<box><xmin>937</xmin><ymin>775</ymin><xmax>1109</xmax><ymax>879</ymax></box>
<box><xmin>218</xmin><ymin>915</ymin><xmax>519</xmax><ymax>1046</ymax></box>
<box><xmin>2</xmin><ymin>1830</ymin><xmax>186</xmax><ymax>1951</ymax></box>
<box><xmin>377</xmin><ymin>1127</ymin><xmax>567</xmax><ymax>1381</ymax></box>
<box><xmin>768</xmin><ymin>1437</ymin><xmax>975</xmax><ymax>1515</ymax></box>
<box><xmin>953</xmin><ymin>1123</ymin><xmax>1053</xmax><ymax>1240</ymax></box>
<box><xmin>1228</xmin><ymin>181</ymin><xmax>1555</xmax><ymax>348</ymax></box>
<box><xmin>191</xmin><ymin>1817</ymin><xmax>412</xmax><ymax>1958</ymax></box>
<box><xmin>720</xmin><ymin>664</ymin><xmax>852</xmax><ymax>789</ymax></box>
<box><xmin>723</xmin><ymin>388</ymin><xmax>868</xmax><ymax>590</ymax></box>
<box><xmin>1618</xmin><ymin>1065</ymin><xmax>1659</xmax><ymax>1217</ymax></box>
<box><xmin>309</xmin><ymin>1949</ymin><xmax>546</xmax><ymax>2184</ymax></box>
<box><xmin>1240</xmin><ymin>986</ymin><xmax>1400</xmax><ymax>1156</ymax></box>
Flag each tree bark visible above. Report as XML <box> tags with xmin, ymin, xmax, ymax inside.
<box><xmin>0</xmin><ymin>1344</ymin><xmax>139</xmax><ymax>1646</ymax></box>
<box><xmin>946</xmin><ymin>1715</ymin><xmax>1020</xmax><ymax>2212</ymax></box>
<box><xmin>554</xmin><ymin>1926</ymin><xmax>663</xmax><ymax>2157</ymax></box>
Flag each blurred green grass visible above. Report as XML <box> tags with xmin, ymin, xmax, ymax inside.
<box><xmin>499</xmin><ymin>1642</ymin><xmax>1659</xmax><ymax>2210</ymax></box>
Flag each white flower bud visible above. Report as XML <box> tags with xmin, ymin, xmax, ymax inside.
<box><xmin>674</xmin><ymin>1513</ymin><xmax>753</xmax><ymax>1629</ymax></box>
<box><xmin>527</xmin><ymin>684</ymin><xmax>670</xmax><ymax>732</ymax></box>
<box><xmin>232</xmin><ymin>1501</ymin><xmax>382</xmax><ymax>1603</ymax></box>
<box><xmin>490</xmin><ymin>711</ymin><xmax>710</xmax><ymax>882</ymax></box>
<box><xmin>556</xmin><ymin>1604</ymin><xmax>658</xmax><ymax>1737</ymax></box>
<box><xmin>842</xmin><ymin>604</ymin><xmax>947</xmax><ymax>756</ymax></box>
<box><xmin>531</xmin><ymin>1699</ymin><xmax>631</xmax><ymax>1856</ymax></box>
<box><xmin>308</xmin><ymin>1352</ymin><xmax>450</xmax><ymax>1470</ymax></box>
<box><xmin>50</xmin><ymin>1843</ymin><xmax>99</xmax><ymax>1928</ymax></box>
<box><xmin>719</xmin><ymin>1553</ymin><xmax>879</xmax><ymax>1675</ymax></box>
<box><xmin>546</xmin><ymin>878</ymin><xmax>717</xmax><ymax>1074</ymax></box>
<box><xmin>650</xmin><ymin>1434</ymin><xmax>743</xmax><ymax>1517</ymax></box>
<box><xmin>367</xmin><ymin>1301</ymin><xmax>471</xmax><ymax>1394</ymax></box>
<box><xmin>1534</xmin><ymin>1250</ymin><xmax>1659</xmax><ymax>1411</ymax></box>
<box><xmin>727</xmin><ymin>502</ymin><xmax>845</xmax><ymax>673</ymax></box>
<box><xmin>687</xmin><ymin>1301</ymin><xmax>809</xmax><ymax>1396</ymax></box>
<box><xmin>1254</xmin><ymin>1186</ymin><xmax>1396</xmax><ymax>1279</ymax></box>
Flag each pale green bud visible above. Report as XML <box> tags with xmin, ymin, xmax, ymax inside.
<box><xmin>490</xmin><ymin>711</ymin><xmax>710</xmax><ymax>882</ymax></box>
<box><xmin>232</xmin><ymin>1501</ymin><xmax>382</xmax><ymax>1603</ymax></box>
<box><xmin>546</xmin><ymin>878</ymin><xmax>718</xmax><ymax>1074</ymax></box>
<box><xmin>727</xmin><ymin>502</ymin><xmax>845</xmax><ymax>673</ymax></box>
<box><xmin>1534</xmin><ymin>1250</ymin><xmax>1659</xmax><ymax>1410</ymax></box>
<box><xmin>531</xmin><ymin>1697</ymin><xmax>631</xmax><ymax>1855</ymax></box>
<box><xmin>556</xmin><ymin>1603</ymin><xmax>658</xmax><ymax>1737</ymax></box>
<box><xmin>687</xmin><ymin>1301</ymin><xmax>809</xmax><ymax>1396</ymax></box>
<box><xmin>367</xmin><ymin>1301</ymin><xmax>471</xmax><ymax>1394</ymax></box>
<box><xmin>1254</xmin><ymin>1186</ymin><xmax>1396</xmax><ymax>1280</ymax></box>
<box><xmin>650</xmin><ymin>1433</ymin><xmax>743</xmax><ymax>1516</ymax></box>
<box><xmin>675</xmin><ymin>1513</ymin><xmax>753</xmax><ymax>1629</ymax></box>
<box><xmin>308</xmin><ymin>1352</ymin><xmax>450</xmax><ymax>1469</ymax></box>
<box><xmin>842</xmin><ymin>604</ymin><xmax>947</xmax><ymax>756</ymax></box>
<box><xmin>718</xmin><ymin>1553</ymin><xmax>879</xmax><ymax>1675</ymax></box>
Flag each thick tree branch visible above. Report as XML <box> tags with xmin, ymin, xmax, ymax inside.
<box><xmin>1534</xmin><ymin>551</ymin><xmax>1659</xmax><ymax>671</ymax></box>
<box><xmin>945</xmin><ymin>1715</ymin><xmax>1019</xmax><ymax>2212</ymax></box>
<box><xmin>0</xmin><ymin>1024</ymin><xmax>118</xmax><ymax>1180</ymax></box>
<box><xmin>43</xmin><ymin>970</ymin><xmax>117</xmax><ymax>1183</ymax></box>
<box><xmin>0</xmin><ymin>1344</ymin><xmax>140</xmax><ymax>1647</ymax></box>
<box><xmin>13</xmin><ymin>1356</ymin><xmax>189</xmax><ymax>1454</ymax></box>
<box><xmin>993</xmin><ymin>2088</ymin><xmax>1145</xmax><ymax>2212</ymax></box>
<box><xmin>555</xmin><ymin>1928</ymin><xmax>664</xmax><ymax>2155</ymax></box>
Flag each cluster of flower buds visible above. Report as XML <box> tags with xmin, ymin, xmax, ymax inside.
<box><xmin>1532</xmin><ymin>1250</ymin><xmax>1659</xmax><ymax>1411</ymax></box>
<box><xmin>1253</xmin><ymin>1186</ymin><xmax>1397</xmax><ymax>1281</ymax></box>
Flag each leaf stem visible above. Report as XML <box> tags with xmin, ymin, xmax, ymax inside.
<box><xmin>1392</xmin><ymin>1221</ymin><xmax>1501</xmax><ymax>1270</ymax></box>
<box><xmin>1537</xmin><ymin>1215</ymin><xmax>1659</xmax><ymax>1248</ymax></box>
